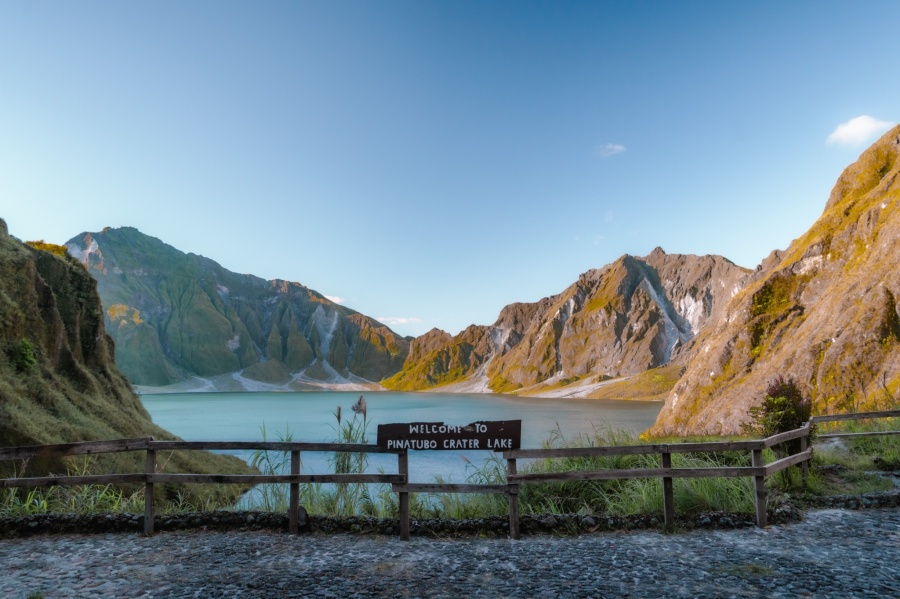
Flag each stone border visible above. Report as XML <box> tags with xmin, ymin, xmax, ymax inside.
<box><xmin>0</xmin><ymin>507</ymin><xmax>802</xmax><ymax>539</ymax></box>
<box><xmin>4</xmin><ymin>485</ymin><xmax>898</xmax><ymax>540</ymax></box>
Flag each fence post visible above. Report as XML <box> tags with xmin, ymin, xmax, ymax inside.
<box><xmin>752</xmin><ymin>449</ymin><xmax>767</xmax><ymax>528</ymax></box>
<box><xmin>144</xmin><ymin>446</ymin><xmax>156</xmax><ymax>535</ymax></box>
<box><xmin>661</xmin><ymin>449</ymin><xmax>674</xmax><ymax>529</ymax></box>
<box><xmin>507</xmin><ymin>458</ymin><xmax>520</xmax><ymax>540</ymax></box>
<box><xmin>289</xmin><ymin>449</ymin><xmax>300</xmax><ymax>534</ymax></box>
<box><xmin>799</xmin><ymin>433</ymin><xmax>808</xmax><ymax>483</ymax></box>
<box><xmin>398</xmin><ymin>450</ymin><xmax>410</xmax><ymax>541</ymax></box>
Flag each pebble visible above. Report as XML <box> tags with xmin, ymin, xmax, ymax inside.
<box><xmin>1</xmin><ymin>508</ymin><xmax>898</xmax><ymax>598</ymax></box>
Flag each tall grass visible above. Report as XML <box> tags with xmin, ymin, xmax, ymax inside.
<box><xmin>813</xmin><ymin>410</ymin><xmax>900</xmax><ymax>471</ymax></box>
<box><xmin>245</xmin><ymin>395</ymin><xmax>393</xmax><ymax>517</ymax></box>
<box><xmin>413</xmin><ymin>454</ymin><xmax>510</xmax><ymax>519</ymax></box>
<box><xmin>328</xmin><ymin>396</ymin><xmax>377</xmax><ymax>515</ymax></box>
<box><xmin>514</xmin><ymin>426</ymin><xmax>755</xmax><ymax>517</ymax></box>
<box><xmin>822</xmin><ymin>417</ymin><xmax>900</xmax><ymax>468</ymax></box>
<box><xmin>0</xmin><ymin>457</ymin><xmax>144</xmax><ymax>518</ymax></box>
<box><xmin>247</xmin><ymin>422</ymin><xmax>294</xmax><ymax>512</ymax></box>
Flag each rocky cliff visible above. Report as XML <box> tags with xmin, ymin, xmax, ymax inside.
<box><xmin>0</xmin><ymin>219</ymin><xmax>248</xmax><ymax>489</ymax></box>
<box><xmin>649</xmin><ymin>125</ymin><xmax>900</xmax><ymax>436</ymax></box>
<box><xmin>383</xmin><ymin>249</ymin><xmax>749</xmax><ymax>393</ymax></box>
<box><xmin>66</xmin><ymin>227</ymin><xmax>410</xmax><ymax>390</ymax></box>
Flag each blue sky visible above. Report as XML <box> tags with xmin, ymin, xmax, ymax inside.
<box><xmin>2</xmin><ymin>1</ymin><xmax>897</xmax><ymax>337</ymax></box>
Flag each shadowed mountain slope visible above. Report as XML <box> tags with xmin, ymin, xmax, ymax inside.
<box><xmin>0</xmin><ymin>219</ymin><xmax>248</xmax><ymax>490</ymax></box>
<box><xmin>66</xmin><ymin>227</ymin><xmax>409</xmax><ymax>389</ymax></box>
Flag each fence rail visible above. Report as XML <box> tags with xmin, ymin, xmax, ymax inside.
<box><xmin>0</xmin><ymin>438</ymin><xmax>405</xmax><ymax>536</ymax></box>
<box><xmin>812</xmin><ymin>409</ymin><xmax>900</xmax><ymax>439</ymax></box>
<box><xmin>1</xmin><ymin>410</ymin><xmax>896</xmax><ymax>540</ymax></box>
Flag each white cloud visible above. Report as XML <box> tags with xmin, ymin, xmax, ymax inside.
<box><xmin>325</xmin><ymin>295</ymin><xmax>345</xmax><ymax>304</ymax></box>
<box><xmin>377</xmin><ymin>316</ymin><xmax>423</xmax><ymax>326</ymax></box>
<box><xmin>596</xmin><ymin>143</ymin><xmax>626</xmax><ymax>157</ymax></box>
<box><xmin>827</xmin><ymin>115</ymin><xmax>896</xmax><ymax>146</ymax></box>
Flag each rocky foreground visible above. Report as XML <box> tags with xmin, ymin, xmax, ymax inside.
<box><xmin>1</xmin><ymin>508</ymin><xmax>898</xmax><ymax>598</ymax></box>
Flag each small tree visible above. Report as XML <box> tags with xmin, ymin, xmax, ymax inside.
<box><xmin>12</xmin><ymin>339</ymin><xmax>37</xmax><ymax>373</ymax></box>
<box><xmin>745</xmin><ymin>376</ymin><xmax>813</xmax><ymax>489</ymax></box>
<box><xmin>751</xmin><ymin>376</ymin><xmax>811</xmax><ymax>436</ymax></box>
<box><xmin>745</xmin><ymin>375</ymin><xmax>812</xmax><ymax>457</ymax></box>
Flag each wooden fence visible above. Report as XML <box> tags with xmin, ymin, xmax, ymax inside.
<box><xmin>2</xmin><ymin>409</ymin><xmax>897</xmax><ymax>540</ymax></box>
<box><xmin>0</xmin><ymin>439</ymin><xmax>406</xmax><ymax>536</ymax></box>
<box><xmin>393</xmin><ymin>421</ymin><xmax>812</xmax><ymax>539</ymax></box>
<box><xmin>812</xmin><ymin>409</ymin><xmax>900</xmax><ymax>439</ymax></box>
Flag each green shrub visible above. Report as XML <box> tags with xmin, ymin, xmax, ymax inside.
<box><xmin>11</xmin><ymin>338</ymin><xmax>37</xmax><ymax>373</ymax></box>
<box><xmin>745</xmin><ymin>375</ymin><xmax>811</xmax><ymax>441</ymax></box>
<box><xmin>743</xmin><ymin>375</ymin><xmax>813</xmax><ymax>490</ymax></box>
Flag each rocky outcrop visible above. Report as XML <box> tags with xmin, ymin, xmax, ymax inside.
<box><xmin>384</xmin><ymin>249</ymin><xmax>748</xmax><ymax>392</ymax></box>
<box><xmin>649</xmin><ymin>124</ymin><xmax>900</xmax><ymax>436</ymax></box>
<box><xmin>0</xmin><ymin>219</ymin><xmax>249</xmax><ymax>488</ymax></box>
<box><xmin>66</xmin><ymin>227</ymin><xmax>409</xmax><ymax>389</ymax></box>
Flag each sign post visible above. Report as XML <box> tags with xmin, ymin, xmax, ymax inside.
<box><xmin>377</xmin><ymin>420</ymin><xmax>521</xmax><ymax>451</ymax></box>
<box><xmin>379</xmin><ymin>419</ymin><xmax>522</xmax><ymax>541</ymax></box>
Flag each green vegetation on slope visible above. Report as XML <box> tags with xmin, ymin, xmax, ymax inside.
<box><xmin>587</xmin><ymin>365</ymin><xmax>684</xmax><ymax>401</ymax></box>
<box><xmin>66</xmin><ymin>227</ymin><xmax>410</xmax><ymax>387</ymax></box>
<box><xmin>382</xmin><ymin>340</ymin><xmax>482</xmax><ymax>390</ymax></box>
<box><xmin>1</xmin><ymin>219</ymin><xmax>251</xmax><ymax>506</ymax></box>
<box><xmin>650</xmin><ymin>126</ymin><xmax>900</xmax><ymax>436</ymax></box>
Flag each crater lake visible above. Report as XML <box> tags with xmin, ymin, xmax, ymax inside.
<box><xmin>141</xmin><ymin>391</ymin><xmax>662</xmax><ymax>485</ymax></box>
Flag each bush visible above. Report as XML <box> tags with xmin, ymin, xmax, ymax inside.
<box><xmin>745</xmin><ymin>375</ymin><xmax>811</xmax><ymax>439</ymax></box>
<box><xmin>25</xmin><ymin>239</ymin><xmax>69</xmax><ymax>257</ymax></box>
<box><xmin>12</xmin><ymin>339</ymin><xmax>37</xmax><ymax>373</ymax></box>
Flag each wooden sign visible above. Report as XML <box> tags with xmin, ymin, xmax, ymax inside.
<box><xmin>377</xmin><ymin>420</ymin><xmax>521</xmax><ymax>451</ymax></box>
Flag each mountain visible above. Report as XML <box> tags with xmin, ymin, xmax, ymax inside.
<box><xmin>65</xmin><ymin>227</ymin><xmax>410</xmax><ymax>390</ymax></box>
<box><xmin>0</xmin><ymin>218</ymin><xmax>249</xmax><ymax>490</ymax></box>
<box><xmin>383</xmin><ymin>248</ymin><xmax>749</xmax><ymax>394</ymax></box>
<box><xmin>649</xmin><ymin>124</ymin><xmax>900</xmax><ymax>436</ymax></box>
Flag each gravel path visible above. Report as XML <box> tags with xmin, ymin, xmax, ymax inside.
<box><xmin>2</xmin><ymin>508</ymin><xmax>898</xmax><ymax>598</ymax></box>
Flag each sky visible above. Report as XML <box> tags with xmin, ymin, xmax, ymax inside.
<box><xmin>1</xmin><ymin>1</ymin><xmax>898</xmax><ymax>338</ymax></box>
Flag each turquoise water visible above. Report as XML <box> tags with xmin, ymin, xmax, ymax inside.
<box><xmin>140</xmin><ymin>391</ymin><xmax>662</xmax><ymax>484</ymax></box>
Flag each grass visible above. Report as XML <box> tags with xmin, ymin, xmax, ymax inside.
<box><xmin>0</xmin><ymin>457</ymin><xmax>145</xmax><ymax>518</ymax></box>
<box><xmin>820</xmin><ymin>416</ymin><xmax>900</xmax><ymax>468</ymax></box>
<box><xmin>512</xmin><ymin>426</ymin><xmax>755</xmax><ymax>517</ymax></box>
<box><xmin>244</xmin><ymin>396</ymin><xmax>391</xmax><ymax>518</ymax></box>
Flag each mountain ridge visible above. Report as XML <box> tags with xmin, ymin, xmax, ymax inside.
<box><xmin>649</xmin><ymin>124</ymin><xmax>900</xmax><ymax>435</ymax></box>
<box><xmin>66</xmin><ymin>227</ymin><xmax>410</xmax><ymax>391</ymax></box>
<box><xmin>50</xmin><ymin>125</ymin><xmax>900</xmax><ymax>439</ymax></box>
<box><xmin>0</xmin><ymin>218</ymin><xmax>249</xmax><ymax>495</ymax></box>
<box><xmin>383</xmin><ymin>248</ymin><xmax>750</xmax><ymax>395</ymax></box>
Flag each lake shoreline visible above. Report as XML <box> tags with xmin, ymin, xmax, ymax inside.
<box><xmin>140</xmin><ymin>390</ymin><xmax>663</xmax><ymax>484</ymax></box>
<box><xmin>135</xmin><ymin>373</ymin><xmax>660</xmax><ymax>403</ymax></box>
